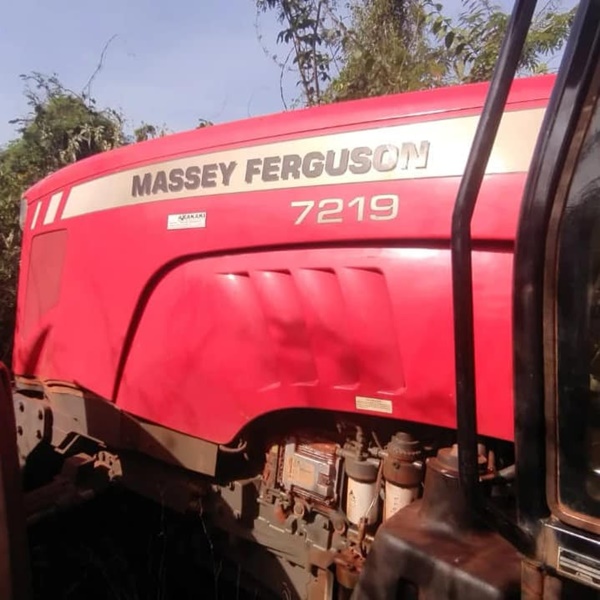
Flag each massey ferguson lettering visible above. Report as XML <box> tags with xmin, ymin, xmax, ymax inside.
<box><xmin>130</xmin><ymin>141</ymin><xmax>430</xmax><ymax>198</ymax></box>
<box><xmin>132</xmin><ymin>162</ymin><xmax>237</xmax><ymax>197</ymax></box>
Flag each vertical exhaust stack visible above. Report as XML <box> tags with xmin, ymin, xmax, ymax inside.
<box><xmin>450</xmin><ymin>0</ymin><xmax>537</xmax><ymax>553</ymax></box>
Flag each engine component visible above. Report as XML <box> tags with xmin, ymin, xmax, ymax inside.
<box><xmin>280</xmin><ymin>437</ymin><xmax>341</xmax><ymax>505</ymax></box>
<box><xmin>345</xmin><ymin>455</ymin><xmax>380</xmax><ymax>526</ymax></box>
<box><xmin>382</xmin><ymin>432</ymin><xmax>423</xmax><ymax>520</ymax></box>
<box><xmin>334</xmin><ymin>546</ymin><xmax>365</xmax><ymax>594</ymax></box>
<box><xmin>422</xmin><ymin>444</ymin><xmax>487</xmax><ymax>528</ymax></box>
<box><xmin>353</xmin><ymin>443</ymin><xmax>521</xmax><ymax>599</ymax></box>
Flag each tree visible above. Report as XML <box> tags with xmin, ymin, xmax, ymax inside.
<box><xmin>434</xmin><ymin>0</ymin><xmax>576</xmax><ymax>84</ymax></box>
<box><xmin>2</xmin><ymin>73</ymin><xmax>126</xmax><ymax>192</ymax></box>
<box><xmin>256</xmin><ymin>0</ymin><xmax>346</xmax><ymax>105</ymax></box>
<box><xmin>134</xmin><ymin>122</ymin><xmax>174</xmax><ymax>142</ymax></box>
<box><xmin>324</xmin><ymin>0</ymin><xmax>448</xmax><ymax>102</ymax></box>
<box><xmin>257</xmin><ymin>0</ymin><xmax>576</xmax><ymax>104</ymax></box>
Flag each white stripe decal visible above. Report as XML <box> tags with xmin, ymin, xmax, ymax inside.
<box><xmin>30</xmin><ymin>202</ymin><xmax>42</xmax><ymax>230</ymax></box>
<box><xmin>43</xmin><ymin>191</ymin><xmax>63</xmax><ymax>225</ymax></box>
<box><xmin>62</xmin><ymin>107</ymin><xmax>546</xmax><ymax>220</ymax></box>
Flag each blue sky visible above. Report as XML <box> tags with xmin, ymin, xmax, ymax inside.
<box><xmin>0</xmin><ymin>0</ymin><xmax>574</xmax><ymax>146</ymax></box>
<box><xmin>0</xmin><ymin>0</ymin><xmax>298</xmax><ymax>144</ymax></box>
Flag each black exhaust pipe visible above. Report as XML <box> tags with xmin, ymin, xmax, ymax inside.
<box><xmin>450</xmin><ymin>0</ymin><xmax>537</xmax><ymax>552</ymax></box>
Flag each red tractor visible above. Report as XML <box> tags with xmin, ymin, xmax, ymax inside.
<box><xmin>4</xmin><ymin>0</ymin><xmax>600</xmax><ymax>598</ymax></box>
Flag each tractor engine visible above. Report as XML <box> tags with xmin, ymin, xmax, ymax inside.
<box><xmin>185</xmin><ymin>421</ymin><xmax>503</xmax><ymax>599</ymax></box>
<box><xmin>259</xmin><ymin>431</ymin><xmax>422</xmax><ymax>529</ymax></box>
<box><xmin>208</xmin><ymin>427</ymin><xmax>424</xmax><ymax>596</ymax></box>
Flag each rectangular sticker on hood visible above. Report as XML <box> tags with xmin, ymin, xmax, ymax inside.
<box><xmin>167</xmin><ymin>211</ymin><xmax>207</xmax><ymax>230</ymax></box>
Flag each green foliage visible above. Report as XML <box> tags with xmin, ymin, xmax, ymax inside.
<box><xmin>324</xmin><ymin>0</ymin><xmax>448</xmax><ymax>102</ymax></box>
<box><xmin>3</xmin><ymin>73</ymin><xmax>125</xmax><ymax>193</ymax></box>
<box><xmin>256</xmin><ymin>0</ymin><xmax>346</xmax><ymax>105</ymax></box>
<box><xmin>435</xmin><ymin>0</ymin><xmax>576</xmax><ymax>84</ymax></box>
<box><xmin>133</xmin><ymin>122</ymin><xmax>171</xmax><ymax>142</ymax></box>
<box><xmin>0</xmin><ymin>188</ymin><xmax>21</xmax><ymax>364</ymax></box>
<box><xmin>257</xmin><ymin>0</ymin><xmax>576</xmax><ymax>104</ymax></box>
<box><xmin>134</xmin><ymin>123</ymin><xmax>159</xmax><ymax>142</ymax></box>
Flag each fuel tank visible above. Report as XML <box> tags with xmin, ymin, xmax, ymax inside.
<box><xmin>15</xmin><ymin>75</ymin><xmax>554</xmax><ymax>444</ymax></box>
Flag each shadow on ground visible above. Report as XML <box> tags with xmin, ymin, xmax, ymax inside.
<box><xmin>28</xmin><ymin>488</ymin><xmax>272</xmax><ymax>600</ymax></box>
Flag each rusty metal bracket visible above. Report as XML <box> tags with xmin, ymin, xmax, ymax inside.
<box><xmin>12</xmin><ymin>392</ymin><xmax>51</xmax><ymax>466</ymax></box>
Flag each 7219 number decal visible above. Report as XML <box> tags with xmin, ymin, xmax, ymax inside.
<box><xmin>291</xmin><ymin>194</ymin><xmax>399</xmax><ymax>225</ymax></box>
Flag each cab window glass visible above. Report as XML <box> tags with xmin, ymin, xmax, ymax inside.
<box><xmin>556</xmin><ymin>95</ymin><xmax>600</xmax><ymax>516</ymax></box>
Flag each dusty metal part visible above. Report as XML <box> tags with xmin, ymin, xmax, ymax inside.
<box><xmin>96</xmin><ymin>450</ymin><xmax>123</xmax><ymax>480</ymax></box>
<box><xmin>307</xmin><ymin>567</ymin><xmax>334</xmax><ymax>600</ymax></box>
<box><xmin>419</xmin><ymin>444</ymin><xmax>489</xmax><ymax>533</ymax></box>
<box><xmin>273</xmin><ymin>501</ymin><xmax>289</xmax><ymax>524</ymax></box>
<box><xmin>117</xmin><ymin>451</ymin><xmax>209</xmax><ymax>514</ymax></box>
<box><xmin>294</xmin><ymin>499</ymin><xmax>306</xmax><ymax>518</ymax></box>
<box><xmin>540</xmin><ymin>518</ymin><xmax>600</xmax><ymax>597</ymax></box>
<box><xmin>305</xmin><ymin>512</ymin><xmax>336</xmax><ymax>554</ymax></box>
<box><xmin>212</xmin><ymin>494</ymin><xmax>311</xmax><ymax>569</ymax></box>
<box><xmin>202</xmin><ymin>524</ymin><xmax>317</xmax><ymax>600</ymax></box>
<box><xmin>210</xmin><ymin>478</ymin><xmax>345</xmax><ymax>580</ymax></box>
<box><xmin>344</xmin><ymin>455</ymin><xmax>378</xmax><ymax>483</ymax></box>
<box><xmin>382</xmin><ymin>432</ymin><xmax>422</xmax><ymax>487</ymax></box>
<box><xmin>281</xmin><ymin>438</ymin><xmax>341</xmax><ymax>505</ymax></box>
<box><xmin>353</xmin><ymin>503</ymin><xmax>521</xmax><ymax>599</ymax></box>
<box><xmin>24</xmin><ymin>451</ymin><xmax>121</xmax><ymax>524</ymax></box>
<box><xmin>335</xmin><ymin>547</ymin><xmax>365</xmax><ymax>591</ymax></box>
<box><xmin>541</xmin><ymin>575</ymin><xmax>564</xmax><ymax>600</ymax></box>
<box><xmin>520</xmin><ymin>560</ymin><xmax>565</xmax><ymax>600</ymax></box>
<box><xmin>355</xmin><ymin>517</ymin><xmax>368</xmax><ymax>552</ymax></box>
<box><xmin>13</xmin><ymin>376</ymin><xmax>43</xmax><ymax>393</ymax></box>
<box><xmin>383</xmin><ymin>432</ymin><xmax>423</xmax><ymax>487</ymax></box>
<box><xmin>352</xmin><ymin>445</ymin><xmax>521</xmax><ymax>599</ymax></box>
<box><xmin>308</xmin><ymin>545</ymin><xmax>336</xmax><ymax>570</ymax></box>
<box><xmin>262</xmin><ymin>444</ymin><xmax>280</xmax><ymax>493</ymax></box>
<box><xmin>0</xmin><ymin>366</ymin><xmax>32</xmax><ymax>600</ymax></box>
<box><xmin>18</xmin><ymin>386</ymin><xmax>219</xmax><ymax>476</ymax></box>
<box><xmin>217</xmin><ymin>479</ymin><xmax>259</xmax><ymax>524</ymax></box>
<box><xmin>44</xmin><ymin>385</ymin><xmax>118</xmax><ymax>449</ymax></box>
<box><xmin>321</xmin><ymin>506</ymin><xmax>347</xmax><ymax>535</ymax></box>
<box><xmin>12</xmin><ymin>392</ymin><xmax>51</xmax><ymax>465</ymax></box>
<box><xmin>121</xmin><ymin>417</ymin><xmax>218</xmax><ymax>476</ymax></box>
<box><xmin>345</xmin><ymin>454</ymin><xmax>380</xmax><ymax>527</ymax></box>
<box><xmin>434</xmin><ymin>443</ymin><xmax>488</xmax><ymax>475</ymax></box>
<box><xmin>521</xmin><ymin>560</ymin><xmax>544</xmax><ymax>600</ymax></box>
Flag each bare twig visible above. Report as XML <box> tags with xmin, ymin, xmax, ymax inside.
<box><xmin>280</xmin><ymin>48</ymin><xmax>293</xmax><ymax>109</ymax></box>
<box><xmin>82</xmin><ymin>34</ymin><xmax>119</xmax><ymax>103</ymax></box>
